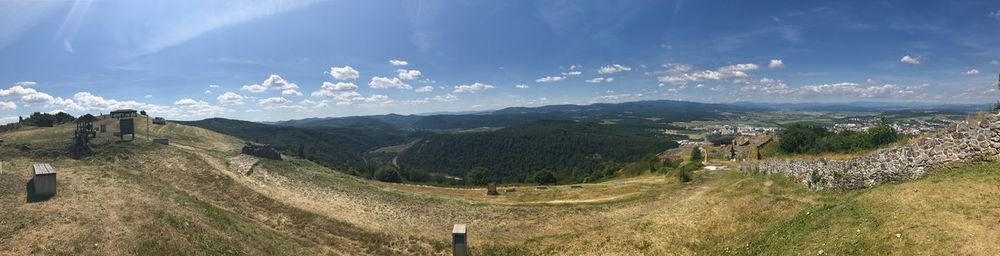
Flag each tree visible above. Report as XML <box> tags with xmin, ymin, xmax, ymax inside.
<box><xmin>528</xmin><ymin>170</ymin><xmax>557</xmax><ymax>185</ymax></box>
<box><xmin>465</xmin><ymin>167</ymin><xmax>490</xmax><ymax>186</ymax></box>
<box><xmin>867</xmin><ymin>120</ymin><xmax>898</xmax><ymax>147</ymax></box>
<box><xmin>690</xmin><ymin>146</ymin><xmax>703</xmax><ymax>163</ymax></box>
<box><xmin>374</xmin><ymin>166</ymin><xmax>401</xmax><ymax>183</ymax></box>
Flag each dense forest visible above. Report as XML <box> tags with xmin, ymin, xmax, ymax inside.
<box><xmin>179</xmin><ymin>118</ymin><xmax>424</xmax><ymax>175</ymax></box>
<box><xmin>778</xmin><ymin>120</ymin><xmax>902</xmax><ymax>154</ymax></box>
<box><xmin>397</xmin><ymin>120</ymin><xmax>680</xmax><ymax>184</ymax></box>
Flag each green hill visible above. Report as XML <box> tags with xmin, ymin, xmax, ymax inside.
<box><xmin>1</xmin><ymin>115</ymin><xmax>997</xmax><ymax>255</ymax></box>
<box><xmin>398</xmin><ymin>120</ymin><xmax>679</xmax><ymax>184</ymax></box>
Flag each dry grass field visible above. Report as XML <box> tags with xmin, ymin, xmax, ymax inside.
<box><xmin>1</xmin><ymin>117</ymin><xmax>998</xmax><ymax>255</ymax></box>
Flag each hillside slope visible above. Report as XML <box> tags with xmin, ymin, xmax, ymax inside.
<box><xmin>0</xmin><ymin>116</ymin><xmax>997</xmax><ymax>255</ymax></box>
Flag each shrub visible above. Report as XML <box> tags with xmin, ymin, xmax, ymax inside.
<box><xmin>528</xmin><ymin>170</ymin><xmax>557</xmax><ymax>185</ymax></box>
<box><xmin>373</xmin><ymin>167</ymin><xmax>402</xmax><ymax>183</ymax></box>
<box><xmin>465</xmin><ymin>167</ymin><xmax>490</xmax><ymax>185</ymax></box>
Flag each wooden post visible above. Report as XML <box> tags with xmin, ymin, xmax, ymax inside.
<box><xmin>452</xmin><ymin>224</ymin><xmax>468</xmax><ymax>256</ymax></box>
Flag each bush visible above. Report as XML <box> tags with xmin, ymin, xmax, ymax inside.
<box><xmin>374</xmin><ymin>167</ymin><xmax>401</xmax><ymax>183</ymax></box>
<box><xmin>677</xmin><ymin>162</ymin><xmax>700</xmax><ymax>182</ymax></box>
<box><xmin>465</xmin><ymin>167</ymin><xmax>490</xmax><ymax>185</ymax></box>
<box><xmin>528</xmin><ymin>170</ymin><xmax>557</xmax><ymax>185</ymax></box>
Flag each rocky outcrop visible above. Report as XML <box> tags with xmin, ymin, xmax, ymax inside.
<box><xmin>241</xmin><ymin>142</ymin><xmax>282</xmax><ymax>160</ymax></box>
<box><xmin>744</xmin><ymin>113</ymin><xmax>1000</xmax><ymax>190</ymax></box>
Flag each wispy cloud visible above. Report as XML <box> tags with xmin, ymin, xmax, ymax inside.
<box><xmin>124</xmin><ymin>1</ymin><xmax>321</xmax><ymax>59</ymax></box>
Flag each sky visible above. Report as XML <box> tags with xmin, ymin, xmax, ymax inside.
<box><xmin>1</xmin><ymin>0</ymin><xmax>999</xmax><ymax>122</ymax></box>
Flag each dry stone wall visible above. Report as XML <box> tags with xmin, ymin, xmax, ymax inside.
<box><xmin>743</xmin><ymin>113</ymin><xmax>1000</xmax><ymax>190</ymax></box>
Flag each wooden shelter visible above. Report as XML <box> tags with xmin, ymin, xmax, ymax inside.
<box><xmin>31</xmin><ymin>163</ymin><xmax>57</xmax><ymax>197</ymax></box>
<box><xmin>110</xmin><ymin>109</ymin><xmax>138</xmax><ymax>119</ymax></box>
<box><xmin>452</xmin><ymin>224</ymin><xmax>469</xmax><ymax>256</ymax></box>
<box><xmin>74</xmin><ymin>114</ymin><xmax>97</xmax><ymax>140</ymax></box>
<box><xmin>111</xmin><ymin>109</ymin><xmax>137</xmax><ymax>141</ymax></box>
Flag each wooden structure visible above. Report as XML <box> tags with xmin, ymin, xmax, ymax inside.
<box><xmin>486</xmin><ymin>182</ymin><xmax>499</xmax><ymax>196</ymax></box>
<box><xmin>31</xmin><ymin>163</ymin><xmax>57</xmax><ymax>197</ymax></box>
<box><xmin>452</xmin><ymin>224</ymin><xmax>469</xmax><ymax>256</ymax></box>
<box><xmin>74</xmin><ymin>114</ymin><xmax>97</xmax><ymax>141</ymax></box>
<box><xmin>111</xmin><ymin>109</ymin><xmax>137</xmax><ymax>141</ymax></box>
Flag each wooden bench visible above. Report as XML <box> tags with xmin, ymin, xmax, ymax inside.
<box><xmin>32</xmin><ymin>163</ymin><xmax>57</xmax><ymax>196</ymax></box>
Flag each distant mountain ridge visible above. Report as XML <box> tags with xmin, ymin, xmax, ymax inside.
<box><xmin>270</xmin><ymin>100</ymin><xmax>985</xmax><ymax>130</ymax></box>
<box><xmin>274</xmin><ymin>100</ymin><xmax>752</xmax><ymax>130</ymax></box>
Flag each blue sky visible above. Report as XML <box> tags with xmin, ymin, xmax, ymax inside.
<box><xmin>1</xmin><ymin>0</ymin><xmax>999</xmax><ymax>122</ymax></box>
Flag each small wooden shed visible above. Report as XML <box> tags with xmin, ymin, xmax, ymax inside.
<box><xmin>32</xmin><ymin>163</ymin><xmax>57</xmax><ymax>196</ymax></box>
<box><xmin>452</xmin><ymin>224</ymin><xmax>469</xmax><ymax>256</ymax></box>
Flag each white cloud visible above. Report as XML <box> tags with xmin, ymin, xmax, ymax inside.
<box><xmin>737</xmin><ymin>78</ymin><xmax>792</xmax><ymax>95</ymax></box>
<box><xmin>515</xmin><ymin>84</ymin><xmax>529</xmax><ymax>89</ymax></box>
<box><xmin>258</xmin><ymin>97</ymin><xmax>289</xmax><ymax>107</ymax></box>
<box><xmin>432</xmin><ymin>93</ymin><xmax>458</xmax><ymax>102</ymax></box>
<box><xmin>799</xmin><ymin>82</ymin><xmax>919</xmax><ymax>98</ymax></box>
<box><xmin>241</xmin><ymin>74</ymin><xmax>301</xmax><ymax>96</ymax></box>
<box><xmin>0</xmin><ymin>101</ymin><xmax>15</xmax><ymax>110</ymax></box>
<box><xmin>144</xmin><ymin>95</ymin><xmax>153</xmax><ymax>99</ymax></box>
<box><xmin>598</xmin><ymin>64</ymin><xmax>632</xmax><ymax>74</ymax></box>
<box><xmin>204</xmin><ymin>90</ymin><xmax>212</xmax><ymax>94</ymax></box>
<box><xmin>992</xmin><ymin>60</ymin><xmax>1000</xmax><ymax>66</ymax></box>
<box><xmin>208</xmin><ymin>84</ymin><xmax>219</xmax><ymax>88</ymax></box>
<box><xmin>328</xmin><ymin>66</ymin><xmax>360</xmax><ymax>80</ymax></box>
<box><xmin>241</xmin><ymin>84</ymin><xmax>267</xmax><ymax>93</ymax></box>
<box><xmin>389</xmin><ymin>59</ymin><xmax>408</xmax><ymax>66</ymax></box>
<box><xmin>368</xmin><ymin>76</ymin><xmax>412</xmax><ymax>89</ymax></box>
<box><xmin>0</xmin><ymin>116</ymin><xmax>18</xmax><ymax>125</ymax></box>
<box><xmin>561</xmin><ymin>71</ymin><xmax>582</xmax><ymax>76</ymax></box>
<box><xmin>173</xmin><ymin>98</ymin><xmax>228</xmax><ymax>116</ymax></box>
<box><xmin>415</xmin><ymin>86</ymin><xmax>434</xmax><ymax>92</ymax></box>
<box><xmin>568</xmin><ymin>64</ymin><xmax>581</xmax><ymax>70</ymax></box>
<box><xmin>990</xmin><ymin>10</ymin><xmax>1000</xmax><ymax>20</ymax></box>
<box><xmin>962</xmin><ymin>69</ymin><xmax>980</xmax><ymax>76</ymax></box>
<box><xmin>173</xmin><ymin>98</ymin><xmax>200</xmax><ymax>106</ymax></box>
<box><xmin>396</xmin><ymin>69</ymin><xmax>422</xmax><ymax>80</ymax></box>
<box><xmin>322</xmin><ymin>82</ymin><xmax>358</xmax><ymax>91</ymax></box>
<box><xmin>656</xmin><ymin>63</ymin><xmax>758</xmax><ymax>85</ymax></box>
<box><xmin>310</xmin><ymin>81</ymin><xmax>391</xmax><ymax>105</ymax></box>
<box><xmin>217</xmin><ymin>92</ymin><xmax>245</xmax><ymax>105</ymax></box>
<box><xmin>452</xmin><ymin>82</ymin><xmax>494</xmax><ymax>93</ymax></box>
<box><xmin>768</xmin><ymin>59</ymin><xmax>785</xmax><ymax>69</ymax></box>
<box><xmin>535</xmin><ymin>76</ymin><xmax>566</xmax><ymax>83</ymax></box>
<box><xmin>585</xmin><ymin>77</ymin><xmax>612</xmax><ymax>83</ymax></box>
<box><xmin>900</xmin><ymin>55</ymin><xmax>921</xmax><ymax>65</ymax></box>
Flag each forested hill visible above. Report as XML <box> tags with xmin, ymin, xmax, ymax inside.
<box><xmin>274</xmin><ymin>100</ymin><xmax>748</xmax><ymax>130</ymax></box>
<box><xmin>397</xmin><ymin>120</ymin><xmax>679</xmax><ymax>184</ymax></box>
<box><xmin>177</xmin><ymin>118</ymin><xmax>423</xmax><ymax>172</ymax></box>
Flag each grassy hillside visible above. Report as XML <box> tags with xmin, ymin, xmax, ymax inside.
<box><xmin>0</xmin><ymin>116</ymin><xmax>997</xmax><ymax>255</ymax></box>
<box><xmin>397</xmin><ymin>120</ymin><xmax>679</xmax><ymax>184</ymax></box>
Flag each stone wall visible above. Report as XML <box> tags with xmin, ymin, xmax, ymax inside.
<box><xmin>743</xmin><ymin>113</ymin><xmax>1000</xmax><ymax>190</ymax></box>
